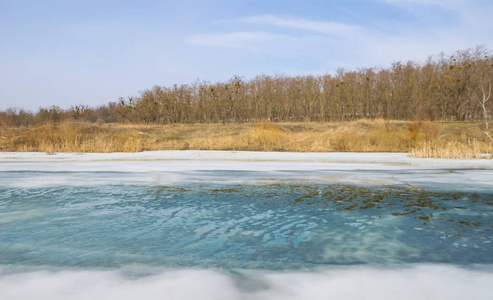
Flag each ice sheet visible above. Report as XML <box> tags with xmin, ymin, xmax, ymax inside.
<box><xmin>1</xmin><ymin>151</ymin><xmax>492</xmax><ymax>192</ymax></box>
<box><xmin>2</xmin><ymin>150</ymin><xmax>493</xmax><ymax>165</ymax></box>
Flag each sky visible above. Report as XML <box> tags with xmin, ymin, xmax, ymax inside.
<box><xmin>1</xmin><ymin>0</ymin><xmax>492</xmax><ymax>111</ymax></box>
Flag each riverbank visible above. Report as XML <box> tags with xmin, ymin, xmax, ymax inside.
<box><xmin>0</xmin><ymin>120</ymin><xmax>491</xmax><ymax>158</ymax></box>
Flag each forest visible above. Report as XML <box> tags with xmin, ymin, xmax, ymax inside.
<box><xmin>0</xmin><ymin>46</ymin><xmax>492</xmax><ymax>127</ymax></box>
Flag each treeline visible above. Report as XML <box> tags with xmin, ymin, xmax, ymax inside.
<box><xmin>1</xmin><ymin>46</ymin><xmax>492</xmax><ymax>127</ymax></box>
<box><xmin>0</xmin><ymin>103</ymin><xmax>120</xmax><ymax>127</ymax></box>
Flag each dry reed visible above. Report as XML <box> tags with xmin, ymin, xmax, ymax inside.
<box><xmin>409</xmin><ymin>140</ymin><xmax>483</xmax><ymax>159</ymax></box>
<box><xmin>0</xmin><ymin>120</ymin><xmax>491</xmax><ymax>158</ymax></box>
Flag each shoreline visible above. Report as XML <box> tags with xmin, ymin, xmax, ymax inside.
<box><xmin>2</xmin><ymin>150</ymin><xmax>492</xmax><ymax>192</ymax></box>
<box><xmin>1</xmin><ymin>150</ymin><xmax>493</xmax><ymax>167</ymax></box>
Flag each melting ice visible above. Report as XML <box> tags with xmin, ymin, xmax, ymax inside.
<box><xmin>1</xmin><ymin>152</ymin><xmax>492</xmax><ymax>299</ymax></box>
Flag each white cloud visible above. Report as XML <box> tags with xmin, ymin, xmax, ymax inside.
<box><xmin>185</xmin><ymin>31</ymin><xmax>285</xmax><ymax>49</ymax></box>
<box><xmin>241</xmin><ymin>15</ymin><xmax>364</xmax><ymax>38</ymax></box>
<box><xmin>185</xmin><ymin>0</ymin><xmax>493</xmax><ymax>73</ymax></box>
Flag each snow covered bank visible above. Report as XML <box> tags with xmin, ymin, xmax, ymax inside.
<box><xmin>1</xmin><ymin>150</ymin><xmax>493</xmax><ymax>166</ymax></box>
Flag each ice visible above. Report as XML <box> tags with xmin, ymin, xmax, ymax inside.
<box><xmin>0</xmin><ymin>151</ymin><xmax>492</xmax><ymax>192</ymax></box>
<box><xmin>1</xmin><ymin>265</ymin><xmax>492</xmax><ymax>300</ymax></box>
<box><xmin>1</xmin><ymin>151</ymin><xmax>492</xmax><ymax>299</ymax></box>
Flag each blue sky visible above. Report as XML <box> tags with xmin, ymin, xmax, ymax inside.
<box><xmin>1</xmin><ymin>0</ymin><xmax>492</xmax><ymax>110</ymax></box>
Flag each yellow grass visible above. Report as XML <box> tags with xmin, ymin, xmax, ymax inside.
<box><xmin>409</xmin><ymin>140</ymin><xmax>483</xmax><ymax>159</ymax></box>
<box><xmin>0</xmin><ymin>120</ymin><xmax>491</xmax><ymax>158</ymax></box>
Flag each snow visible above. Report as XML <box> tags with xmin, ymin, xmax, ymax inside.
<box><xmin>1</xmin><ymin>151</ymin><xmax>492</xmax><ymax>192</ymax></box>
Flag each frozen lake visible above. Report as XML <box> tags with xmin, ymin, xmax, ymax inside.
<box><xmin>1</xmin><ymin>151</ymin><xmax>492</xmax><ymax>299</ymax></box>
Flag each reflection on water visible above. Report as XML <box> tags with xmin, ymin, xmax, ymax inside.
<box><xmin>1</xmin><ymin>182</ymin><xmax>492</xmax><ymax>269</ymax></box>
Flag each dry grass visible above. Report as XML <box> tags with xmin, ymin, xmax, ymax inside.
<box><xmin>0</xmin><ymin>123</ymin><xmax>146</xmax><ymax>153</ymax></box>
<box><xmin>409</xmin><ymin>121</ymin><xmax>492</xmax><ymax>159</ymax></box>
<box><xmin>0</xmin><ymin>120</ymin><xmax>491</xmax><ymax>158</ymax></box>
<box><xmin>409</xmin><ymin>140</ymin><xmax>483</xmax><ymax>159</ymax></box>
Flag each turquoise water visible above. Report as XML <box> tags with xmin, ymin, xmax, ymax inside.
<box><xmin>1</xmin><ymin>181</ymin><xmax>492</xmax><ymax>269</ymax></box>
